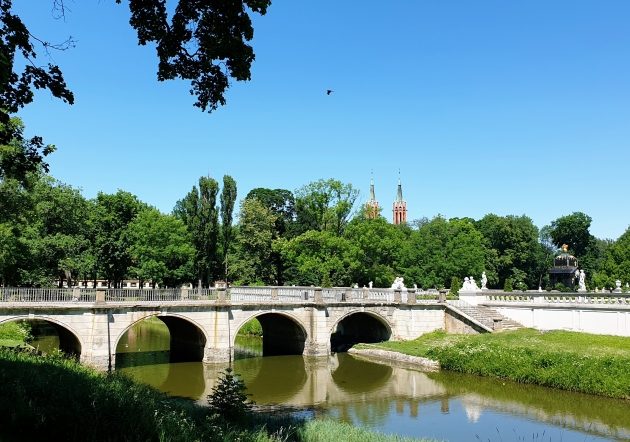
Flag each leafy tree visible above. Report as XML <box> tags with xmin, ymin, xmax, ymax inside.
<box><xmin>401</xmin><ymin>217</ymin><xmax>485</xmax><ymax>289</ymax></box>
<box><xmin>0</xmin><ymin>118</ymin><xmax>57</xmax><ymax>185</ymax></box>
<box><xmin>174</xmin><ymin>177</ymin><xmax>219</xmax><ymax>288</ymax></box>
<box><xmin>343</xmin><ymin>216</ymin><xmax>407</xmax><ymax>287</ymax></box>
<box><xmin>294</xmin><ymin>179</ymin><xmax>359</xmax><ymax>236</ymax></box>
<box><xmin>126</xmin><ymin>208</ymin><xmax>194</xmax><ymax>287</ymax></box>
<box><xmin>245</xmin><ymin>188</ymin><xmax>296</xmax><ymax>237</ymax></box>
<box><xmin>231</xmin><ymin>198</ymin><xmax>276</xmax><ymax>285</ymax></box>
<box><xmin>1</xmin><ymin>0</ymin><xmax>271</xmax><ymax>179</ymax></box>
<box><xmin>245</xmin><ymin>188</ymin><xmax>296</xmax><ymax>284</ymax></box>
<box><xmin>93</xmin><ymin>190</ymin><xmax>146</xmax><ymax>287</ymax></box>
<box><xmin>549</xmin><ymin>212</ymin><xmax>595</xmax><ymax>258</ymax></box>
<box><xmin>476</xmin><ymin>214</ymin><xmax>546</xmax><ymax>289</ymax></box>
<box><xmin>279</xmin><ymin>230</ymin><xmax>359</xmax><ymax>287</ymax></box>
<box><xmin>220</xmin><ymin>175</ymin><xmax>237</xmax><ymax>282</ymax></box>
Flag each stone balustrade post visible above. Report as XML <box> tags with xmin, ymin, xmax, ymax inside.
<box><xmin>180</xmin><ymin>287</ymin><xmax>189</xmax><ymax>300</ymax></box>
<box><xmin>217</xmin><ymin>288</ymin><xmax>227</xmax><ymax>303</ymax></box>
<box><xmin>314</xmin><ymin>288</ymin><xmax>323</xmax><ymax>304</ymax></box>
<box><xmin>363</xmin><ymin>288</ymin><xmax>369</xmax><ymax>300</ymax></box>
<box><xmin>394</xmin><ymin>289</ymin><xmax>401</xmax><ymax>303</ymax></box>
<box><xmin>271</xmin><ymin>288</ymin><xmax>279</xmax><ymax>301</ymax></box>
<box><xmin>96</xmin><ymin>288</ymin><xmax>106</xmax><ymax>304</ymax></box>
<box><xmin>407</xmin><ymin>290</ymin><xmax>416</xmax><ymax>304</ymax></box>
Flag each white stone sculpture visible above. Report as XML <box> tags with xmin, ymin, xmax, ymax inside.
<box><xmin>613</xmin><ymin>280</ymin><xmax>622</xmax><ymax>293</ymax></box>
<box><xmin>577</xmin><ymin>270</ymin><xmax>587</xmax><ymax>292</ymax></box>
<box><xmin>391</xmin><ymin>277</ymin><xmax>407</xmax><ymax>291</ymax></box>
<box><xmin>462</xmin><ymin>276</ymin><xmax>471</xmax><ymax>291</ymax></box>
<box><xmin>481</xmin><ymin>272</ymin><xmax>488</xmax><ymax>290</ymax></box>
<box><xmin>368</xmin><ymin>281</ymin><xmax>373</xmax><ymax>289</ymax></box>
<box><xmin>469</xmin><ymin>276</ymin><xmax>480</xmax><ymax>291</ymax></box>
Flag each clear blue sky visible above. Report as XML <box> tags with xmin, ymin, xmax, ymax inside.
<box><xmin>14</xmin><ymin>1</ymin><xmax>630</xmax><ymax>240</ymax></box>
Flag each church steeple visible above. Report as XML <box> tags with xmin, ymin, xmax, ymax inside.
<box><xmin>393</xmin><ymin>173</ymin><xmax>407</xmax><ymax>225</ymax></box>
<box><xmin>366</xmin><ymin>173</ymin><xmax>379</xmax><ymax>219</ymax></box>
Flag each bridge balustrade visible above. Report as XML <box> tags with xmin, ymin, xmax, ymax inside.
<box><xmin>484</xmin><ymin>292</ymin><xmax>630</xmax><ymax>305</ymax></box>
<box><xmin>0</xmin><ymin>287</ymin><xmax>96</xmax><ymax>303</ymax></box>
<box><xmin>0</xmin><ymin>286</ymin><xmax>438</xmax><ymax>305</ymax></box>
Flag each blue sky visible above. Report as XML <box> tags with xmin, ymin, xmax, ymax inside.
<box><xmin>14</xmin><ymin>1</ymin><xmax>630</xmax><ymax>240</ymax></box>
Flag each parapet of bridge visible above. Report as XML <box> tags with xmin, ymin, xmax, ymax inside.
<box><xmin>1</xmin><ymin>286</ymin><xmax>628</xmax><ymax>370</ymax></box>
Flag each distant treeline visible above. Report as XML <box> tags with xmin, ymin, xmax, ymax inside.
<box><xmin>1</xmin><ymin>135</ymin><xmax>628</xmax><ymax>290</ymax></box>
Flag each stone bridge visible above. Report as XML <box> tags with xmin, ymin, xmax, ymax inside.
<box><xmin>0</xmin><ymin>286</ymin><xmax>453</xmax><ymax>370</ymax></box>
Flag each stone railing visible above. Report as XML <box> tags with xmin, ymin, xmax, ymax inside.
<box><xmin>0</xmin><ymin>286</ymin><xmax>441</xmax><ymax>305</ymax></box>
<box><xmin>483</xmin><ymin>291</ymin><xmax>630</xmax><ymax>305</ymax></box>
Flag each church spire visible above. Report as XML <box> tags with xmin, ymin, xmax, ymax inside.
<box><xmin>396</xmin><ymin>177</ymin><xmax>403</xmax><ymax>202</ymax></box>
<box><xmin>392</xmin><ymin>172</ymin><xmax>407</xmax><ymax>225</ymax></box>
<box><xmin>365</xmin><ymin>172</ymin><xmax>379</xmax><ymax>219</ymax></box>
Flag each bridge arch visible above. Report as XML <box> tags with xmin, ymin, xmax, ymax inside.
<box><xmin>115</xmin><ymin>313</ymin><xmax>208</xmax><ymax>365</ymax></box>
<box><xmin>233</xmin><ymin>311</ymin><xmax>308</xmax><ymax>357</ymax></box>
<box><xmin>330</xmin><ymin>310</ymin><xmax>392</xmax><ymax>352</ymax></box>
<box><xmin>0</xmin><ymin>315</ymin><xmax>83</xmax><ymax>357</ymax></box>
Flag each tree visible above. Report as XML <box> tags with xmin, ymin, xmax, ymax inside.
<box><xmin>476</xmin><ymin>214</ymin><xmax>546</xmax><ymax>289</ymax></box>
<box><xmin>279</xmin><ymin>230</ymin><xmax>359</xmax><ymax>287</ymax></box>
<box><xmin>244</xmin><ymin>187</ymin><xmax>296</xmax><ymax>284</ymax></box>
<box><xmin>549</xmin><ymin>212</ymin><xmax>595</xmax><ymax>257</ymax></box>
<box><xmin>400</xmin><ymin>217</ymin><xmax>485</xmax><ymax>289</ymax></box>
<box><xmin>294</xmin><ymin>179</ymin><xmax>359</xmax><ymax>236</ymax></box>
<box><xmin>231</xmin><ymin>198</ymin><xmax>276</xmax><ymax>285</ymax></box>
<box><xmin>245</xmin><ymin>188</ymin><xmax>296</xmax><ymax>237</ymax></box>
<box><xmin>220</xmin><ymin>175</ymin><xmax>237</xmax><ymax>282</ymax></box>
<box><xmin>93</xmin><ymin>190</ymin><xmax>146</xmax><ymax>287</ymax></box>
<box><xmin>174</xmin><ymin>176</ymin><xmax>219</xmax><ymax>288</ymax></box>
<box><xmin>343</xmin><ymin>216</ymin><xmax>407</xmax><ymax>287</ymax></box>
<box><xmin>126</xmin><ymin>208</ymin><xmax>194</xmax><ymax>287</ymax></box>
<box><xmin>1</xmin><ymin>0</ymin><xmax>271</xmax><ymax>179</ymax></box>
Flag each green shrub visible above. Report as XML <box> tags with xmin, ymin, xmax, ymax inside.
<box><xmin>208</xmin><ymin>368</ymin><xmax>253</xmax><ymax>423</ymax></box>
<box><xmin>503</xmin><ymin>279</ymin><xmax>513</xmax><ymax>292</ymax></box>
<box><xmin>449</xmin><ymin>276</ymin><xmax>460</xmax><ymax>297</ymax></box>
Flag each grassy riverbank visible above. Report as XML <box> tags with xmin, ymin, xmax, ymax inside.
<box><xmin>0</xmin><ymin>348</ymin><xmax>433</xmax><ymax>441</ymax></box>
<box><xmin>358</xmin><ymin>328</ymin><xmax>630</xmax><ymax>399</ymax></box>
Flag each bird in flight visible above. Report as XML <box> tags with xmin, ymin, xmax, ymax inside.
<box><xmin>326</xmin><ymin>89</ymin><xmax>334</xmax><ymax>95</ymax></box>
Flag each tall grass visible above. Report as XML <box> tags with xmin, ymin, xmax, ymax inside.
<box><xmin>363</xmin><ymin>329</ymin><xmax>630</xmax><ymax>399</ymax></box>
<box><xmin>296</xmin><ymin>420</ymin><xmax>432</xmax><ymax>442</ymax></box>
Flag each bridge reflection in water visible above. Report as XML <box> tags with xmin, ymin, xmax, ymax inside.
<box><xmin>117</xmin><ymin>349</ymin><xmax>630</xmax><ymax>442</ymax></box>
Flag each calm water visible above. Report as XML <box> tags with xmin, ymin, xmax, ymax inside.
<box><xmin>40</xmin><ymin>319</ymin><xmax>630</xmax><ymax>441</ymax></box>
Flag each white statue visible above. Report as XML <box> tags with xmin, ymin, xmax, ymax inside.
<box><xmin>462</xmin><ymin>276</ymin><xmax>471</xmax><ymax>291</ymax></box>
<box><xmin>469</xmin><ymin>276</ymin><xmax>480</xmax><ymax>291</ymax></box>
<box><xmin>578</xmin><ymin>270</ymin><xmax>586</xmax><ymax>292</ymax></box>
<box><xmin>391</xmin><ymin>277</ymin><xmax>407</xmax><ymax>291</ymax></box>
<box><xmin>368</xmin><ymin>281</ymin><xmax>373</xmax><ymax>289</ymax></box>
<box><xmin>614</xmin><ymin>280</ymin><xmax>622</xmax><ymax>293</ymax></box>
<box><xmin>481</xmin><ymin>272</ymin><xmax>488</xmax><ymax>290</ymax></box>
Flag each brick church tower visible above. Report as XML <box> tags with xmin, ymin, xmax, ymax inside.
<box><xmin>392</xmin><ymin>177</ymin><xmax>407</xmax><ymax>225</ymax></box>
<box><xmin>365</xmin><ymin>176</ymin><xmax>379</xmax><ymax>219</ymax></box>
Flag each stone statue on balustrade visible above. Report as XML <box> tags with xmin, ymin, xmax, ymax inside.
<box><xmin>461</xmin><ymin>276</ymin><xmax>480</xmax><ymax>292</ymax></box>
<box><xmin>613</xmin><ymin>280</ymin><xmax>622</xmax><ymax>293</ymax></box>
<box><xmin>577</xmin><ymin>270</ymin><xmax>587</xmax><ymax>292</ymax></box>
<box><xmin>391</xmin><ymin>277</ymin><xmax>407</xmax><ymax>291</ymax></box>
<box><xmin>481</xmin><ymin>272</ymin><xmax>488</xmax><ymax>290</ymax></box>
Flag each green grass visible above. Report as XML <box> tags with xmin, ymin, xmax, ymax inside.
<box><xmin>296</xmin><ymin>420</ymin><xmax>433</xmax><ymax>442</ymax></box>
<box><xmin>358</xmin><ymin>329</ymin><xmax>630</xmax><ymax>399</ymax></box>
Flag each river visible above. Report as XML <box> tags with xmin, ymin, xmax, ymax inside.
<box><xmin>36</xmin><ymin>318</ymin><xmax>630</xmax><ymax>441</ymax></box>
